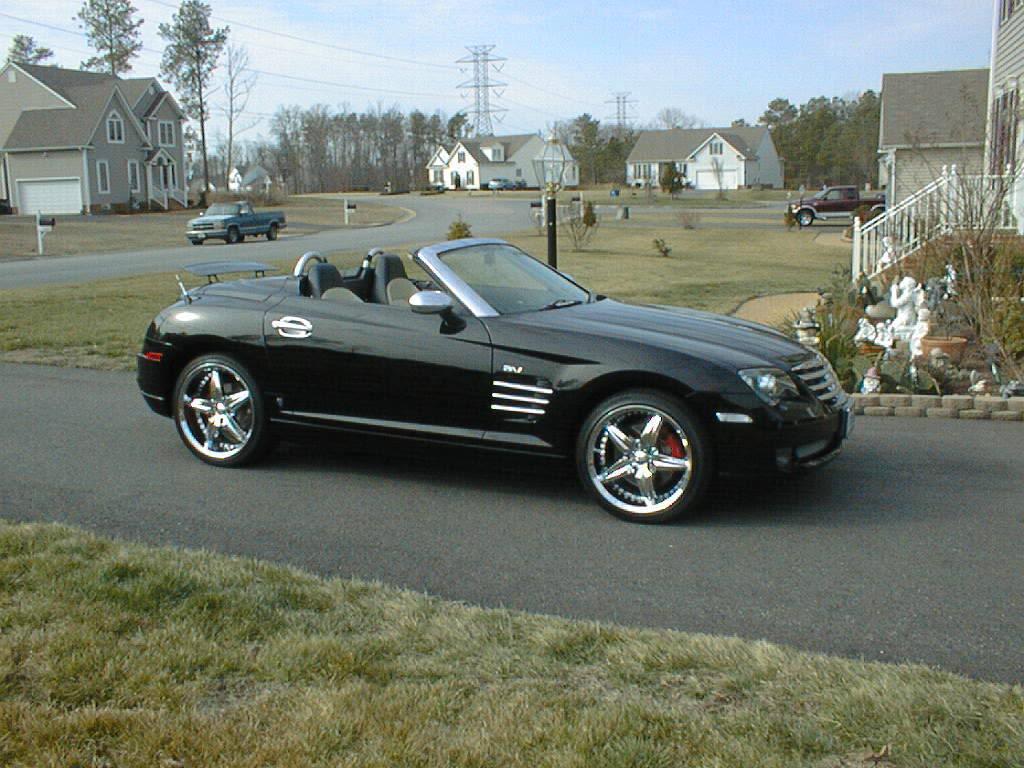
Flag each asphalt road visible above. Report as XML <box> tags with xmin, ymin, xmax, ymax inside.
<box><xmin>0</xmin><ymin>193</ymin><xmax>534</xmax><ymax>288</ymax></box>
<box><xmin>1</xmin><ymin>363</ymin><xmax>1021</xmax><ymax>683</ymax></box>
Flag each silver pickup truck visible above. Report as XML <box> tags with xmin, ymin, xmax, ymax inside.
<box><xmin>187</xmin><ymin>202</ymin><xmax>287</xmax><ymax>245</ymax></box>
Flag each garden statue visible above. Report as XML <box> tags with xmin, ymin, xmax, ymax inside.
<box><xmin>854</xmin><ymin>318</ymin><xmax>877</xmax><ymax>345</ymax></box>
<box><xmin>910</xmin><ymin>307</ymin><xmax>931</xmax><ymax>359</ymax></box>
<box><xmin>889</xmin><ymin>276</ymin><xmax>922</xmax><ymax>340</ymax></box>
<box><xmin>877</xmin><ymin>236</ymin><xmax>896</xmax><ymax>271</ymax></box>
<box><xmin>1001</xmin><ymin>380</ymin><xmax>1024</xmax><ymax>398</ymax></box>
<box><xmin>860</xmin><ymin>367</ymin><xmax>881</xmax><ymax>394</ymax></box>
<box><xmin>793</xmin><ymin>307</ymin><xmax>820</xmax><ymax>349</ymax></box>
<box><xmin>873</xmin><ymin>321</ymin><xmax>896</xmax><ymax>349</ymax></box>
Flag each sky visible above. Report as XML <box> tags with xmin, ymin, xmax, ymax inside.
<box><xmin>1</xmin><ymin>0</ymin><xmax>995</xmax><ymax>141</ymax></box>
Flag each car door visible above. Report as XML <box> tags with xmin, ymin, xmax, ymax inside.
<box><xmin>264</xmin><ymin>297</ymin><xmax>493</xmax><ymax>437</ymax></box>
<box><xmin>816</xmin><ymin>189</ymin><xmax>843</xmax><ymax>218</ymax></box>
<box><xmin>237</xmin><ymin>203</ymin><xmax>259</xmax><ymax>235</ymax></box>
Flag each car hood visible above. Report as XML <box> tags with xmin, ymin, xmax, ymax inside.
<box><xmin>189</xmin><ymin>214</ymin><xmax>233</xmax><ymax>226</ymax></box>
<box><xmin>506</xmin><ymin>299</ymin><xmax>811</xmax><ymax>371</ymax></box>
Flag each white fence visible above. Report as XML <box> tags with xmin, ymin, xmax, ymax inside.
<box><xmin>851</xmin><ymin>166</ymin><xmax>1018</xmax><ymax>279</ymax></box>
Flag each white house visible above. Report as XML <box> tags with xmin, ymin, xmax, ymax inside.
<box><xmin>426</xmin><ymin>134</ymin><xmax>579</xmax><ymax>190</ymax></box>
<box><xmin>626</xmin><ymin>126</ymin><xmax>784</xmax><ymax>190</ymax></box>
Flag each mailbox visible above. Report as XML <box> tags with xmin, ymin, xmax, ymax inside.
<box><xmin>35</xmin><ymin>213</ymin><xmax>55</xmax><ymax>255</ymax></box>
<box><xmin>529</xmin><ymin>201</ymin><xmax>542</xmax><ymax>208</ymax></box>
<box><xmin>346</xmin><ymin>202</ymin><xmax>357</xmax><ymax>210</ymax></box>
<box><xmin>38</xmin><ymin>216</ymin><xmax>55</xmax><ymax>230</ymax></box>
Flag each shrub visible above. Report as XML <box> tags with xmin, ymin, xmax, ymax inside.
<box><xmin>447</xmin><ymin>215</ymin><xmax>472</xmax><ymax>240</ymax></box>
<box><xmin>652</xmin><ymin>238</ymin><xmax>672</xmax><ymax>258</ymax></box>
<box><xmin>678</xmin><ymin>211</ymin><xmax>701</xmax><ymax>230</ymax></box>
<box><xmin>783</xmin><ymin>209</ymin><xmax>797</xmax><ymax>230</ymax></box>
<box><xmin>562</xmin><ymin>201</ymin><xmax>598</xmax><ymax>251</ymax></box>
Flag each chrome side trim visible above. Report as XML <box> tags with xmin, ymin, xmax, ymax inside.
<box><xmin>493</xmin><ymin>380</ymin><xmax>554</xmax><ymax>394</ymax></box>
<box><xmin>493</xmin><ymin>392</ymin><xmax>550</xmax><ymax>405</ymax></box>
<box><xmin>715</xmin><ymin>412</ymin><xmax>753</xmax><ymax>424</ymax></box>
<box><xmin>491</xmin><ymin>404</ymin><xmax>545</xmax><ymax>415</ymax></box>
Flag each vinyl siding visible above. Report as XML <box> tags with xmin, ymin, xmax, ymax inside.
<box><xmin>993</xmin><ymin>9</ymin><xmax>1024</xmax><ymax>89</ymax></box>
<box><xmin>891</xmin><ymin>146</ymin><xmax>984</xmax><ymax>204</ymax></box>
<box><xmin>0</xmin><ymin>64</ymin><xmax>72</xmax><ymax>148</ymax></box>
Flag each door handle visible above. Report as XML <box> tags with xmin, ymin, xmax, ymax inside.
<box><xmin>271</xmin><ymin>316</ymin><xmax>313</xmax><ymax>339</ymax></box>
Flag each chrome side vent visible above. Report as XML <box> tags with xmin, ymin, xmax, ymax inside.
<box><xmin>491</xmin><ymin>380</ymin><xmax>552</xmax><ymax>417</ymax></box>
<box><xmin>791</xmin><ymin>355</ymin><xmax>842</xmax><ymax>408</ymax></box>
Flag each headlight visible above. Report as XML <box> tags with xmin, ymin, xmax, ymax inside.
<box><xmin>738</xmin><ymin>368</ymin><xmax>801</xmax><ymax>407</ymax></box>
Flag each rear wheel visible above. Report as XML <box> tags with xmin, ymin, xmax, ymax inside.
<box><xmin>796</xmin><ymin>209</ymin><xmax>814</xmax><ymax>227</ymax></box>
<box><xmin>172</xmin><ymin>354</ymin><xmax>271</xmax><ymax>467</ymax></box>
<box><xmin>576</xmin><ymin>389</ymin><xmax>711</xmax><ymax>523</ymax></box>
<box><xmin>226</xmin><ymin>226</ymin><xmax>241</xmax><ymax>244</ymax></box>
<box><xmin>267</xmin><ymin>222</ymin><xmax>279</xmax><ymax>240</ymax></box>
<box><xmin>189</xmin><ymin>239</ymin><xmax>203</xmax><ymax>246</ymax></box>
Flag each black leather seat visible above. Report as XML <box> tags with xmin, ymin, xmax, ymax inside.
<box><xmin>307</xmin><ymin>263</ymin><xmax>344</xmax><ymax>298</ymax></box>
<box><xmin>371</xmin><ymin>254</ymin><xmax>410</xmax><ymax>304</ymax></box>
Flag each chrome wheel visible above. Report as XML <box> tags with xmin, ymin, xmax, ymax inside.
<box><xmin>176</xmin><ymin>360</ymin><xmax>255</xmax><ymax>461</ymax></box>
<box><xmin>585</xmin><ymin>404</ymin><xmax>693</xmax><ymax>516</ymax></box>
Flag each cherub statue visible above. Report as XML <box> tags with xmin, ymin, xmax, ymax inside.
<box><xmin>910</xmin><ymin>307</ymin><xmax>931</xmax><ymax>358</ymax></box>
<box><xmin>889</xmin><ymin>276</ymin><xmax>921</xmax><ymax>340</ymax></box>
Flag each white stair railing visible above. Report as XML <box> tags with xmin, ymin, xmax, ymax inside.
<box><xmin>851</xmin><ymin>165</ymin><xmax>1018</xmax><ymax>279</ymax></box>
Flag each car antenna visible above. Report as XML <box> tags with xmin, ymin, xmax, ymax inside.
<box><xmin>175</xmin><ymin>274</ymin><xmax>192</xmax><ymax>304</ymax></box>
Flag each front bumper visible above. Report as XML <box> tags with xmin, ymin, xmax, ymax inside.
<box><xmin>187</xmin><ymin>228</ymin><xmax>227</xmax><ymax>240</ymax></box>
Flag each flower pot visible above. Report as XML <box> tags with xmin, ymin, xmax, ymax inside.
<box><xmin>919</xmin><ymin>335</ymin><xmax>968</xmax><ymax>363</ymax></box>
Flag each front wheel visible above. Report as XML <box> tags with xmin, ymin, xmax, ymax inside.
<box><xmin>576</xmin><ymin>389</ymin><xmax>712</xmax><ymax>523</ymax></box>
<box><xmin>267</xmin><ymin>222</ymin><xmax>279</xmax><ymax>241</ymax></box>
<box><xmin>172</xmin><ymin>354</ymin><xmax>272</xmax><ymax>467</ymax></box>
<box><xmin>226</xmin><ymin>226</ymin><xmax>241</xmax><ymax>244</ymax></box>
<box><xmin>796</xmin><ymin>209</ymin><xmax>814</xmax><ymax>227</ymax></box>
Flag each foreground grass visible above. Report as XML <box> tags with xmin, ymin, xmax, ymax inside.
<box><xmin>0</xmin><ymin>522</ymin><xmax>1020</xmax><ymax>767</ymax></box>
<box><xmin>0</xmin><ymin>196</ymin><xmax>404</xmax><ymax>260</ymax></box>
<box><xmin>0</xmin><ymin>218</ymin><xmax>844</xmax><ymax>370</ymax></box>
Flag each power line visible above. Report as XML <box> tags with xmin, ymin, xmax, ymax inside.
<box><xmin>503</xmin><ymin>72</ymin><xmax>597</xmax><ymax>109</ymax></box>
<box><xmin>456</xmin><ymin>45</ymin><xmax>507</xmax><ymax>136</ymax></box>
<box><xmin>606</xmin><ymin>91</ymin><xmax>637</xmax><ymax>134</ymax></box>
<box><xmin>140</xmin><ymin>0</ymin><xmax>458</xmax><ymax>73</ymax></box>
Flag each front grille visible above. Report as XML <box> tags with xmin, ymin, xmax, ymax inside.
<box><xmin>791</xmin><ymin>355</ymin><xmax>842</xmax><ymax>408</ymax></box>
<box><xmin>192</xmin><ymin>223</ymin><xmax>214</xmax><ymax>230</ymax></box>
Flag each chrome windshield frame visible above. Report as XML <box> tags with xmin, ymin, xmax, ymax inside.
<box><xmin>412</xmin><ymin>238</ymin><xmax>507</xmax><ymax>319</ymax></box>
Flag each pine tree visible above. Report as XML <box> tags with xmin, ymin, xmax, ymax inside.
<box><xmin>6</xmin><ymin>35</ymin><xmax>55</xmax><ymax>66</ymax></box>
<box><xmin>76</xmin><ymin>0</ymin><xmax>144</xmax><ymax>76</ymax></box>
<box><xmin>158</xmin><ymin>0</ymin><xmax>228</xmax><ymax>206</ymax></box>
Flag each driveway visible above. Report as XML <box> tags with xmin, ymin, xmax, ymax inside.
<box><xmin>0</xmin><ymin>193</ymin><xmax>533</xmax><ymax>288</ymax></box>
<box><xmin>1</xmin><ymin>362</ymin><xmax>1021</xmax><ymax>683</ymax></box>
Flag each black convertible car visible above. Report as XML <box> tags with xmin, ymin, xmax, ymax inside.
<box><xmin>138</xmin><ymin>238</ymin><xmax>852</xmax><ymax>523</ymax></box>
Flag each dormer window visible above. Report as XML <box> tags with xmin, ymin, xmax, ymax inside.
<box><xmin>457</xmin><ymin>150</ymin><xmax>466</xmax><ymax>163</ymax></box>
<box><xmin>107</xmin><ymin>111</ymin><xmax>124</xmax><ymax>143</ymax></box>
<box><xmin>709</xmin><ymin>141</ymin><xmax>723</xmax><ymax>155</ymax></box>
<box><xmin>158</xmin><ymin>121</ymin><xmax>175</xmax><ymax>147</ymax></box>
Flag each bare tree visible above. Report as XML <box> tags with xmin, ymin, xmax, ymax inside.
<box><xmin>710</xmin><ymin>157</ymin><xmax>727</xmax><ymax>200</ymax></box>
<box><xmin>656</xmin><ymin>107</ymin><xmax>701</xmax><ymax>130</ymax></box>
<box><xmin>220</xmin><ymin>44</ymin><xmax>259</xmax><ymax>188</ymax></box>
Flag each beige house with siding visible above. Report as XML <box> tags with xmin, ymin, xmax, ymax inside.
<box><xmin>0</xmin><ymin>62</ymin><xmax>187</xmax><ymax>215</ymax></box>
<box><xmin>877</xmin><ymin>69</ymin><xmax>989</xmax><ymax>206</ymax></box>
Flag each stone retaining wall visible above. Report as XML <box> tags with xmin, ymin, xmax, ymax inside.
<box><xmin>850</xmin><ymin>393</ymin><xmax>1024</xmax><ymax>421</ymax></box>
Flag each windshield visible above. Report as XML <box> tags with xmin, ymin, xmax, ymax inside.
<box><xmin>439</xmin><ymin>243</ymin><xmax>590</xmax><ymax>314</ymax></box>
<box><xmin>205</xmin><ymin>203</ymin><xmax>240</xmax><ymax>216</ymax></box>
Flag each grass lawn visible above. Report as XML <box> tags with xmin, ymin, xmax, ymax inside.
<box><xmin>0</xmin><ymin>521</ymin><xmax>1020</xmax><ymax>767</ymax></box>
<box><xmin>0</xmin><ymin>219</ymin><xmax>846</xmax><ymax>370</ymax></box>
<box><xmin>0</xmin><ymin>195</ymin><xmax>406</xmax><ymax>261</ymax></box>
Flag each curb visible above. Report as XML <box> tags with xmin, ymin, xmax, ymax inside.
<box><xmin>851</xmin><ymin>393</ymin><xmax>1024</xmax><ymax>422</ymax></box>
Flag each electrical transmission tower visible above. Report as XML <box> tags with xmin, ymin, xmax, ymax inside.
<box><xmin>456</xmin><ymin>45</ymin><xmax>507</xmax><ymax>136</ymax></box>
<box><xmin>606</xmin><ymin>91</ymin><xmax>637</xmax><ymax>134</ymax></box>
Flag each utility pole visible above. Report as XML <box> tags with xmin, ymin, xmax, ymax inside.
<box><xmin>605</xmin><ymin>91</ymin><xmax>637</xmax><ymax>136</ymax></box>
<box><xmin>456</xmin><ymin>45</ymin><xmax>508</xmax><ymax>136</ymax></box>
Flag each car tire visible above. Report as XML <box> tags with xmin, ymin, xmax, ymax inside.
<box><xmin>226</xmin><ymin>226</ymin><xmax>241</xmax><ymax>244</ymax></box>
<box><xmin>576</xmin><ymin>389</ymin><xmax>712</xmax><ymax>523</ymax></box>
<box><xmin>796</xmin><ymin>209</ymin><xmax>814</xmax><ymax>227</ymax></box>
<box><xmin>172</xmin><ymin>354</ymin><xmax>272</xmax><ymax>467</ymax></box>
<box><xmin>267</xmin><ymin>223</ymin><xmax>279</xmax><ymax>241</ymax></box>
<box><xmin>189</xmin><ymin>239</ymin><xmax>203</xmax><ymax>246</ymax></box>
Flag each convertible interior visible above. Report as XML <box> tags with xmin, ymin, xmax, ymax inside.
<box><xmin>300</xmin><ymin>252</ymin><xmax>421</xmax><ymax>306</ymax></box>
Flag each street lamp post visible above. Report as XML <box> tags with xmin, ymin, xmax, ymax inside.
<box><xmin>533</xmin><ymin>136</ymin><xmax>570</xmax><ymax>269</ymax></box>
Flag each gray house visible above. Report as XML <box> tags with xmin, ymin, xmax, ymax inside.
<box><xmin>0</xmin><ymin>62</ymin><xmax>188</xmax><ymax>214</ymax></box>
<box><xmin>877</xmin><ymin>69</ymin><xmax>989</xmax><ymax>206</ymax></box>
<box><xmin>626</xmin><ymin>126</ymin><xmax>784</xmax><ymax>190</ymax></box>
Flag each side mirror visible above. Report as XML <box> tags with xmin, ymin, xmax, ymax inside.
<box><xmin>409</xmin><ymin>290</ymin><xmax>453</xmax><ymax>315</ymax></box>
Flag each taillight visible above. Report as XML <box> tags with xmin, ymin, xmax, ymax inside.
<box><xmin>143</xmin><ymin>351</ymin><xmax>164</xmax><ymax>362</ymax></box>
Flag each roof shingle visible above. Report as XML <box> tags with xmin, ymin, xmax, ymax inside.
<box><xmin>880</xmin><ymin>69</ymin><xmax>989</xmax><ymax>148</ymax></box>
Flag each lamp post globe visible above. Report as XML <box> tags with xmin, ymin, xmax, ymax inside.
<box><xmin>533</xmin><ymin>135</ymin><xmax>570</xmax><ymax>269</ymax></box>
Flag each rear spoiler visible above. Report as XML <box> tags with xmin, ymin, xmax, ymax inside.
<box><xmin>184</xmin><ymin>260</ymin><xmax>276</xmax><ymax>283</ymax></box>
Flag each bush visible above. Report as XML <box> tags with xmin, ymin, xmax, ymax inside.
<box><xmin>783</xmin><ymin>209</ymin><xmax>797</xmax><ymax>230</ymax></box>
<box><xmin>562</xmin><ymin>201</ymin><xmax>598</xmax><ymax>252</ymax></box>
<box><xmin>447</xmin><ymin>215</ymin><xmax>472</xmax><ymax>240</ymax></box>
<box><xmin>678</xmin><ymin>211</ymin><xmax>701</xmax><ymax>230</ymax></box>
<box><xmin>652</xmin><ymin>238</ymin><xmax>672</xmax><ymax>258</ymax></box>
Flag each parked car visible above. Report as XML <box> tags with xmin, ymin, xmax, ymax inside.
<box><xmin>488</xmin><ymin>177</ymin><xmax>517</xmax><ymax>191</ymax></box>
<box><xmin>0</xmin><ymin>198</ymin><xmax>11</xmax><ymax>215</ymax></box>
<box><xmin>789</xmin><ymin>186</ymin><xmax>885</xmax><ymax>227</ymax></box>
<box><xmin>186</xmin><ymin>201</ymin><xmax>287</xmax><ymax>245</ymax></box>
<box><xmin>514</xmin><ymin>178</ymin><xmax>528</xmax><ymax>189</ymax></box>
<box><xmin>137</xmin><ymin>238</ymin><xmax>852</xmax><ymax>523</ymax></box>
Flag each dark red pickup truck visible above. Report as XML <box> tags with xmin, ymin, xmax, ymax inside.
<box><xmin>789</xmin><ymin>186</ymin><xmax>885</xmax><ymax>227</ymax></box>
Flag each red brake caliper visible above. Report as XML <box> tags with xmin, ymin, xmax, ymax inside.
<box><xmin>660</xmin><ymin>433</ymin><xmax>685</xmax><ymax>459</ymax></box>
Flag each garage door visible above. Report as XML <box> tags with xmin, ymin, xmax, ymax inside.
<box><xmin>17</xmin><ymin>178</ymin><xmax>82</xmax><ymax>215</ymax></box>
<box><xmin>695</xmin><ymin>169</ymin><xmax>737</xmax><ymax>191</ymax></box>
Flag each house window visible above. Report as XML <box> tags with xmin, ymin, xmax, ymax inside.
<box><xmin>96</xmin><ymin>160</ymin><xmax>110</xmax><ymax>194</ymax></box>
<box><xmin>433</xmin><ymin>169</ymin><xmax>443</xmax><ymax>183</ymax></box>
<box><xmin>515</xmin><ymin>168</ymin><xmax>522</xmax><ymax>178</ymax></box>
<box><xmin>709</xmin><ymin>141</ymin><xmax>723</xmax><ymax>155</ymax></box>
<box><xmin>1000</xmin><ymin>0</ymin><xmax>1014</xmax><ymax>25</ymax></box>
<box><xmin>127</xmin><ymin>160</ymin><xmax>140</xmax><ymax>193</ymax></box>
<box><xmin>457</xmin><ymin>151</ymin><xmax>466</xmax><ymax>163</ymax></box>
<box><xmin>990</xmin><ymin>86</ymin><xmax>1020</xmax><ymax>173</ymax></box>
<box><xmin>466</xmin><ymin>170</ymin><xmax>475</xmax><ymax>186</ymax></box>
<box><xmin>158</xmin><ymin>121</ymin><xmax>175</xmax><ymax>146</ymax></box>
<box><xmin>107</xmin><ymin>112</ymin><xmax>124</xmax><ymax>143</ymax></box>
